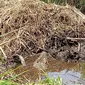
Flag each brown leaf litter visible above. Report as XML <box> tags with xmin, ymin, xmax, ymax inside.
<box><xmin>0</xmin><ymin>0</ymin><xmax>85</xmax><ymax>67</ymax></box>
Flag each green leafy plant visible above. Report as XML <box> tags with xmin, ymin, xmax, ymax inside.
<box><xmin>41</xmin><ymin>76</ymin><xmax>63</xmax><ymax>85</ymax></box>
<box><xmin>40</xmin><ymin>70</ymin><xmax>63</xmax><ymax>85</ymax></box>
<box><xmin>0</xmin><ymin>66</ymin><xmax>23</xmax><ymax>85</ymax></box>
<box><xmin>56</xmin><ymin>76</ymin><xmax>63</xmax><ymax>85</ymax></box>
<box><xmin>0</xmin><ymin>67</ymin><xmax>63</xmax><ymax>85</ymax></box>
<box><xmin>0</xmin><ymin>80</ymin><xmax>20</xmax><ymax>85</ymax></box>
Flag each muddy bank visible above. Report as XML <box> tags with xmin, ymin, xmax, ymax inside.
<box><xmin>14</xmin><ymin>54</ymin><xmax>85</xmax><ymax>84</ymax></box>
<box><xmin>0</xmin><ymin>0</ymin><xmax>85</xmax><ymax>66</ymax></box>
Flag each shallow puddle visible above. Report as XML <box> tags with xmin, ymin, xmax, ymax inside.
<box><xmin>14</xmin><ymin>54</ymin><xmax>85</xmax><ymax>84</ymax></box>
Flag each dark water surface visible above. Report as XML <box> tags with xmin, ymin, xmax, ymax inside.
<box><xmin>15</xmin><ymin>54</ymin><xmax>85</xmax><ymax>84</ymax></box>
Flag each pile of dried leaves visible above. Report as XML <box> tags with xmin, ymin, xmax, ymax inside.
<box><xmin>0</xmin><ymin>0</ymin><xmax>85</xmax><ymax>66</ymax></box>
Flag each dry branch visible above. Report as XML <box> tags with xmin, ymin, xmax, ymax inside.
<box><xmin>72</xmin><ymin>7</ymin><xmax>85</xmax><ymax>20</ymax></box>
<box><xmin>0</xmin><ymin>46</ymin><xmax>7</xmax><ymax>59</ymax></box>
<box><xmin>0</xmin><ymin>37</ymin><xmax>19</xmax><ymax>46</ymax></box>
<box><xmin>0</xmin><ymin>29</ymin><xmax>19</xmax><ymax>38</ymax></box>
<box><xmin>66</xmin><ymin>37</ymin><xmax>85</xmax><ymax>41</ymax></box>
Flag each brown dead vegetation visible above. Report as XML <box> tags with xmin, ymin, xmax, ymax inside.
<box><xmin>0</xmin><ymin>0</ymin><xmax>85</xmax><ymax>67</ymax></box>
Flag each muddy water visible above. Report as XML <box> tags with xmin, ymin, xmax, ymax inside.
<box><xmin>15</xmin><ymin>54</ymin><xmax>85</xmax><ymax>84</ymax></box>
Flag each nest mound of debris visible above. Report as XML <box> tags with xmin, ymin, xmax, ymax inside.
<box><xmin>0</xmin><ymin>0</ymin><xmax>85</xmax><ymax>65</ymax></box>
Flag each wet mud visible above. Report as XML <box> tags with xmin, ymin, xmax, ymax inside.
<box><xmin>14</xmin><ymin>54</ymin><xmax>85</xmax><ymax>85</ymax></box>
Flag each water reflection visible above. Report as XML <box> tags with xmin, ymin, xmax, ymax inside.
<box><xmin>42</xmin><ymin>60</ymin><xmax>85</xmax><ymax>85</ymax></box>
<box><xmin>47</xmin><ymin>70</ymin><xmax>84</xmax><ymax>85</ymax></box>
<box><xmin>14</xmin><ymin>55</ymin><xmax>85</xmax><ymax>84</ymax></box>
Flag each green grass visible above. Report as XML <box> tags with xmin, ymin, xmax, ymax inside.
<box><xmin>42</xmin><ymin>0</ymin><xmax>85</xmax><ymax>9</ymax></box>
<box><xmin>0</xmin><ymin>67</ymin><xmax>63</xmax><ymax>85</ymax></box>
<box><xmin>41</xmin><ymin>76</ymin><xmax>63</xmax><ymax>85</ymax></box>
<box><xmin>0</xmin><ymin>65</ymin><xmax>83</xmax><ymax>85</ymax></box>
<box><xmin>0</xmin><ymin>80</ymin><xmax>20</xmax><ymax>85</ymax></box>
<box><xmin>0</xmin><ymin>77</ymin><xmax>63</xmax><ymax>85</ymax></box>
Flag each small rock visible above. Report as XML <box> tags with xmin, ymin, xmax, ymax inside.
<box><xmin>33</xmin><ymin>51</ymin><xmax>49</xmax><ymax>71</ymax></box>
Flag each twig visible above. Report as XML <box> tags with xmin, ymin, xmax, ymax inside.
<box><xmin>0</xmin><ymin>46</ymin><xmax>7</xmax><ymax>59</ymax></box>
<box><xmin>66</xmin><ymin>37</ymin><xmax>85</xmax><ymax>41</ymax></box>
<box><xmin>5</xmin><ymin>45</ymin><xmax>12</xmax><ymax>52</ymax></box>
<box><xmin>78</xmin><ymin>43</ymin><xmax>81</xmax><ymax>52</ymax></box>
<box><xmin>0</xmin><ymin>36</ymin><xmax>19</xmax><ymax>46</ymax></box>
<box><xmin>16</xmin><ymin>54</ymin><xmax>26</xmax><ymax>66</ymax></box>
<box><xmin>0</xmin><ymin>29</ymin><xmax>19</xmax><ymax>38</ymax></box>
<box><xmin>72</xmin><ymin>7</ymin><xmax>85</xmax><ymax>20</ymax></box>
<box><xmin>67</xmin><ymin>37</ymin><xmax>82</xmax><ymax>52</ymax></box>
